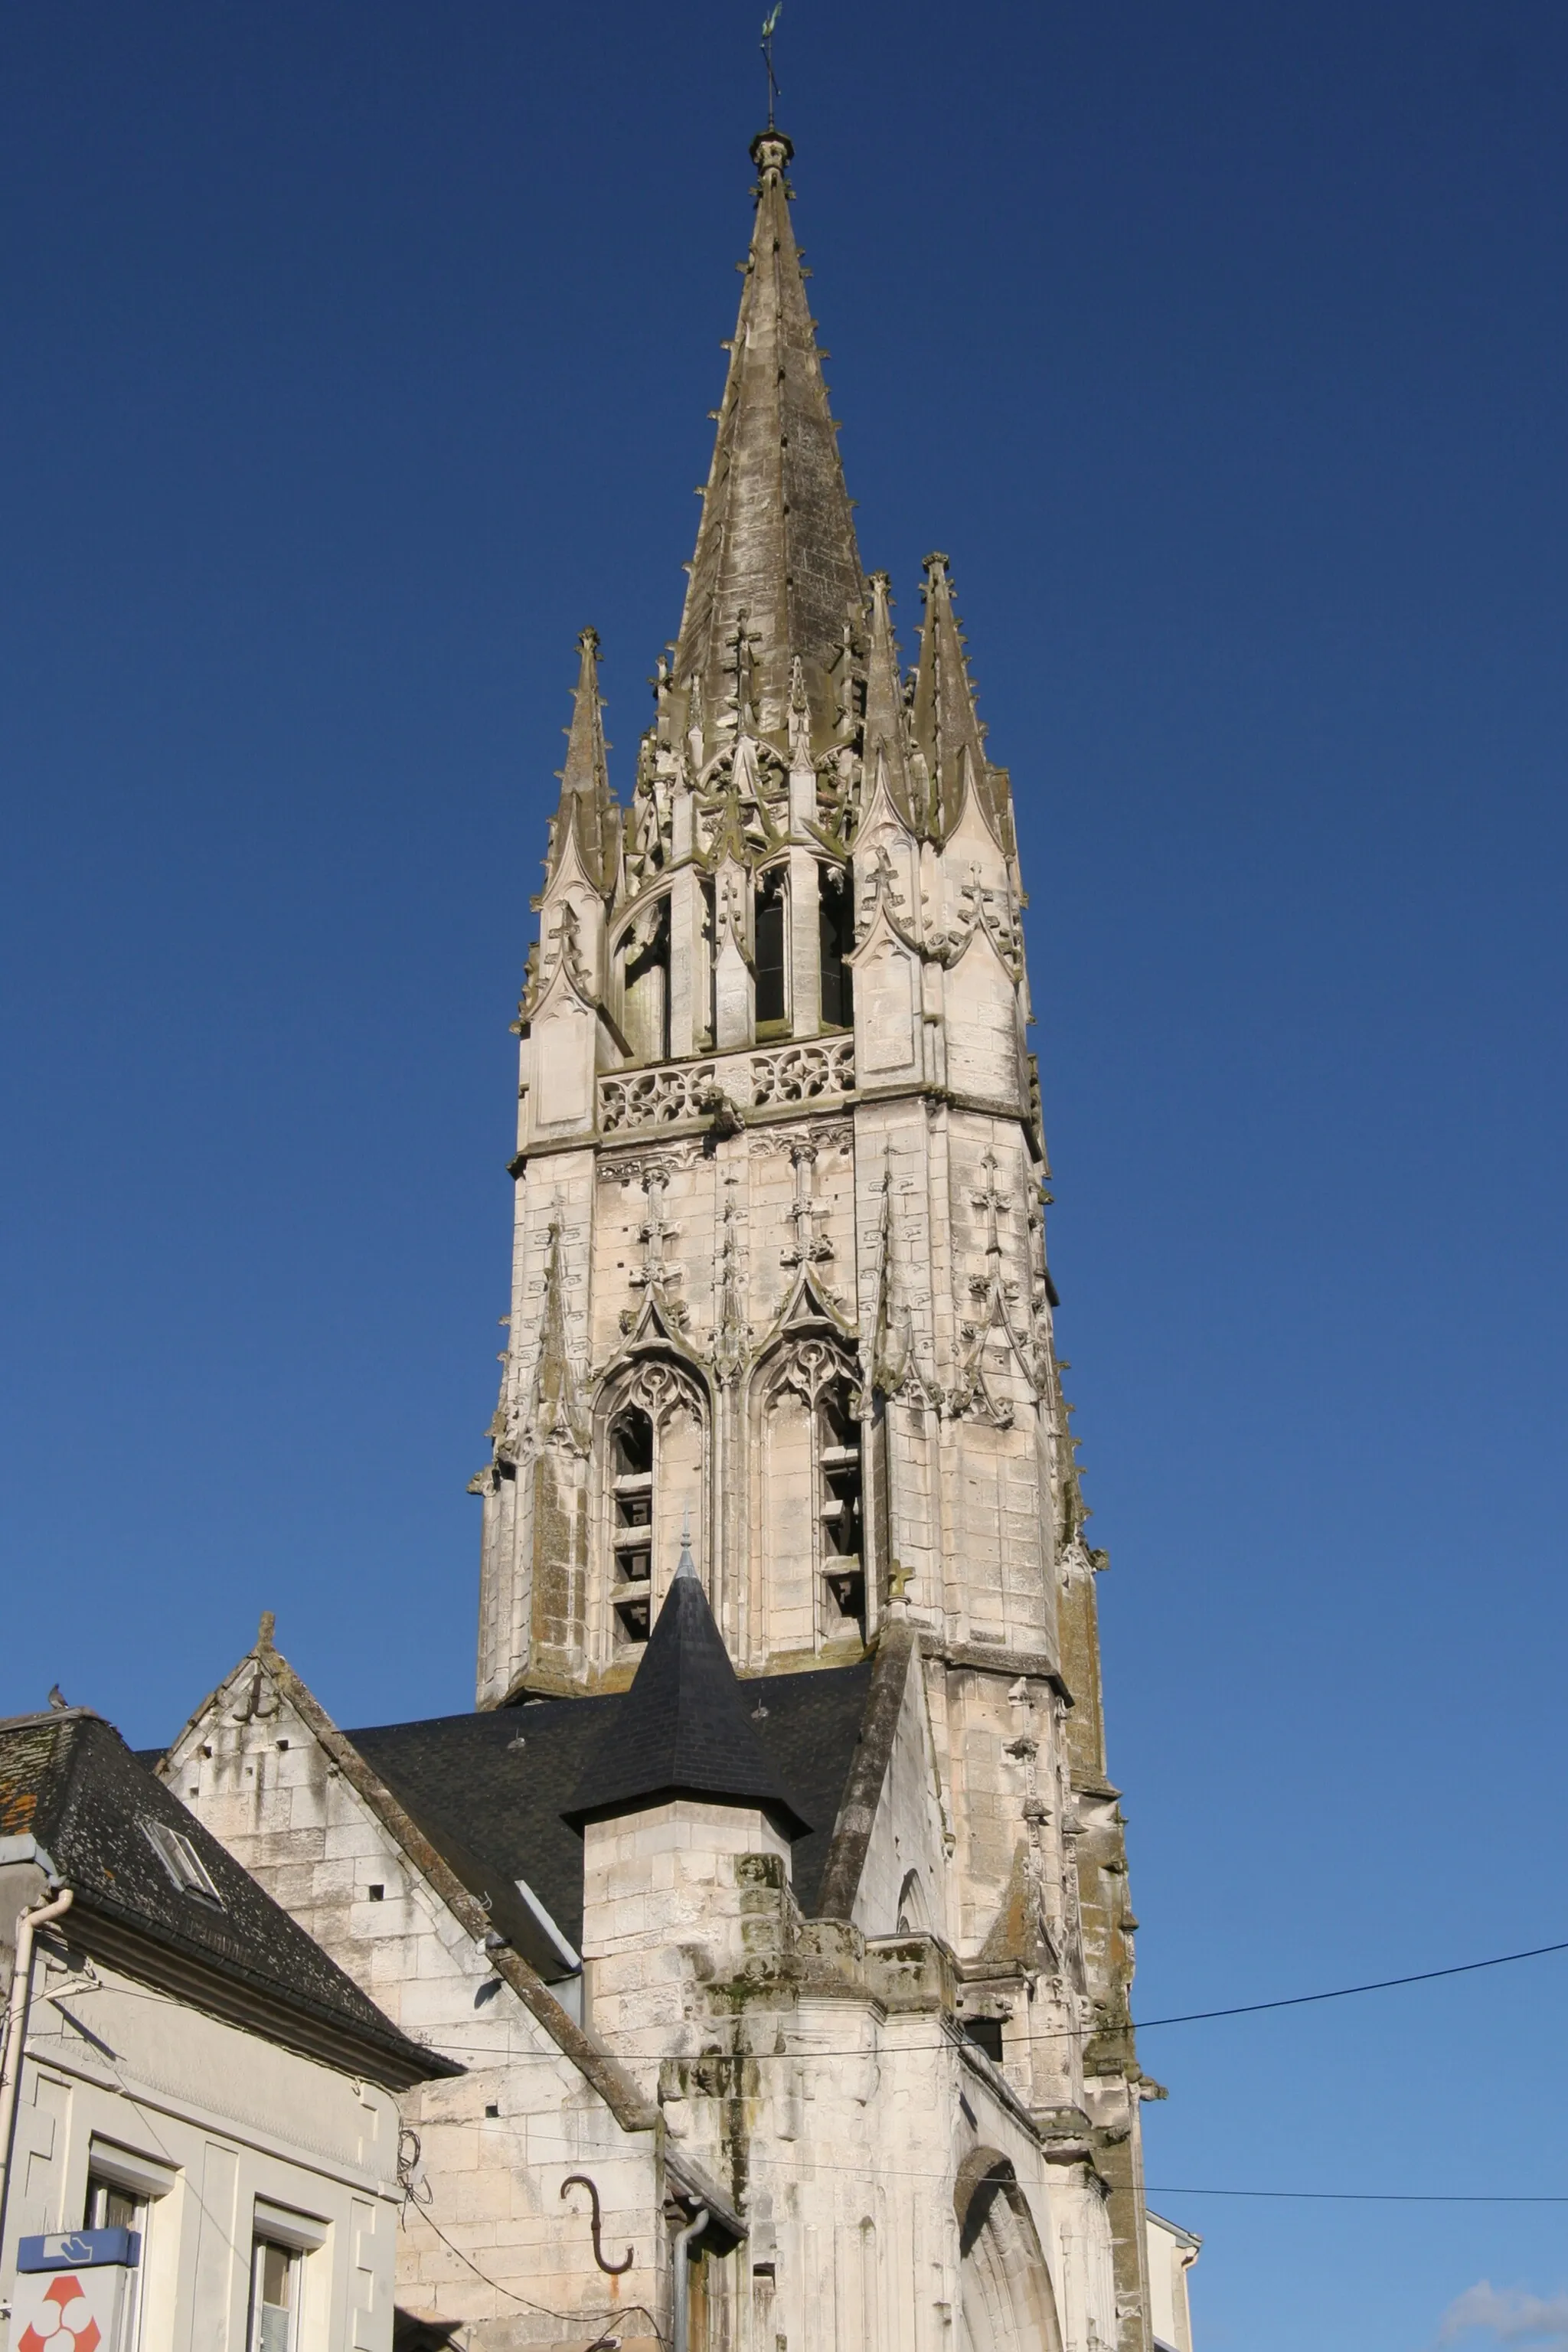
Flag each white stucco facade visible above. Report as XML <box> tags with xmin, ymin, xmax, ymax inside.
<box><xmin>1</xmin><ymin>1860</ymin><xmax>404</xmax><ymax>2352</ymax></box>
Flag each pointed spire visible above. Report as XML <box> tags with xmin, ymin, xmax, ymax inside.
<box><xmin>675</xmin><ymin>132</ymin><xmax>865</xmax><ymax>753</ymax></box>
<box><xmin>910</xmin><ymin>554</ymin><xmax>989</xmax><ymax>841</ymax></box>
<box><xmin>862</xmin><ymin>570</ymin><xmax>916</xmax><ymax>829</ymax></box>
<box><xmin>562</xmin><ymin>1537</ymin><xmax>811</xmax><ymax>1838</ymax></box>
<box><xmin>549</xmin><ymin>627</ymin><xmax>617</xmax><ymax>893</ymax></box>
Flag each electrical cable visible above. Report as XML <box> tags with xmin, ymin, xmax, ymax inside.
<box><xmin>398</xmin><ymin>2130</ymin><xmax>668</xmax><ymax>2348</ymax></box>
<box><xmin>1133</xmin><ymin>1934</ymin><xmax>1568</xmax><ymax>2029</ymax></box>
<box><xmin>1145</xmin><ymin>2187</ymin><xmax>1568</xmax><ymax>2205</ymax></box>
<box><xmin>42</xmin><ymin>1994</ymin><xmax>1568</xmax><ymax>2212</ymax></box>
<box><xmin>406</xmin><ymin>1925</ymin><xmax>1568</xmax><ymax>2069</ymax></box>
<box><xmin>741</xmin><ymin>2152</ymin><xmax>1568</xmax><ymax>2203</ymax></box>
<box><xmin>66</xmin><ymin>1883</ymin><xmax>1568</xmax><ymax>2055</ymax></box>
<box><xmin>60</xmin><ymin>1902</ymin><xmax>1568</xmax><ymax>2218</ymax></box>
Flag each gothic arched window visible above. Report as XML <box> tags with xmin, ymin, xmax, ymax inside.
<box><xmin>608</xmin><ymin>1405</ymin><xmax>655</xmax><ymax>1644</ymax></box>
<box><xmin>897</xmin><ymin>1869</ymin><xmax>932</xmax><ymax>1936</ymax></box>
<box><xmin>754</xmin><ymin>865</ymin><xmax>788</xmax><ymax>1031</ymax></box>
<box><xmin>699</xmin><ymin>877</ymin><xmax>717</xmax><ymax>1048</ymax></box>
<box><xmin>818</xmin><ymin>1379</ymin><xmax>864</xmax><ymax>1635</ymax></box>
<box><xmin>599</xmin><ymin>1366</ymin><xmax>707</xmax><ymax>1660</ymax></box>
<box><xmin>618</xmin><ymin>897</ymin><xmax>671</xmax><ymax>1065</ymax></box>
<box><xmin>818</xmin><ymin>862</ymin><xmax>854</xmax><ymax>1030</ymax></box>
<box><xmin>756</xmin><ymin>1343</ymin><xmax>865</xmax><ymax>1657</ymax></box>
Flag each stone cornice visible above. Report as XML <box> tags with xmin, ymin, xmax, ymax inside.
<box><xmin>915</xmin><ymin>1632</ymin><xmax>1074</xmax><ymax>1706</ymax></box>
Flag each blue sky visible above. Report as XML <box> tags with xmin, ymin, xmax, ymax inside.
<box><xmin>5</xmin><ymin>5</ymin><xmax>1567</xmax><ymax>2345</ymax></box>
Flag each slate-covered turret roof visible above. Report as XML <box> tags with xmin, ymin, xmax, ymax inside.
<box><xmin>561</xmin><ymin>1544</ymin><xmax>812</xmax><ymax>1839</ymax></box>
<box><xmin>344</xmin><ymin>1661</ymin><xmax>868</xmax><ymax>1962</ymax></box>
<box><xmin>0</xmin><ymin>1707</ymin><xmax>452</xmax><ymax>2089</ymax></box>
<box><xmin>675</xmin><ymin>129</ymin><xmax>866</xmax><ymax>748</ymax></box>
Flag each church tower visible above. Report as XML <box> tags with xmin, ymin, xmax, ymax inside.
<box><xmin>471</xmin><ymin>129</ymin><xmax>1158</xmax><ymax>2341</ymax></box>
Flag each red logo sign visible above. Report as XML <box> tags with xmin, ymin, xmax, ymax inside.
<box><xmin>18</xmin><ymin>2275</ymin><xmax>103</xmax><ymax>2352</ymax></box>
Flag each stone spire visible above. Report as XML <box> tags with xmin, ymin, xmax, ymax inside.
<box><xmin>562</xmin><ymin>1541</ymin><xmax>811</xmax><ymax>1839</ymax></box>
<box><xmin>674</xmin><ymin>131</ymin><xmax>866</xmax><ymax>752</ymax></box>
<box><xmin>910</xmin><ymin>551</ymin><xmax>991</xmax><ymax>843</ymax></box>
<box><xmin>549</xmin><ymin>626</ymin><xmax>618</xmax><ymax>893</ymax></box>
<box><xmin>862</xmin><ymin>569</ymin><xmax>917</xmax><ymax>829</ymax></box>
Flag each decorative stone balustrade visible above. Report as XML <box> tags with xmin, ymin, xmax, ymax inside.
<box><xmin>598</xmin><ymin>1037</ymin><xmax>855</xmax><ymax>1135</ymax></box>
<box><xmin>746</xmin><ymin>1037</ymin><xmax>856</xmax><ymax>1109</ymax></box>
<box><xmin>599</xmin><ymin>1061</ymin><xmax>717</xmax><ymax>1134</ymax></box>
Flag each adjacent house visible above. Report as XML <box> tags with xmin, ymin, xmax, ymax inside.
<box><xmin>1146</xmin><ymin>2215</ymin><xmax>1200</xmax><ymax>2352</ymax></box>
<box><xmin>0</xmin><ymin>1708</ymin><xmax>454</xmax><ymax>2352</ymax></box>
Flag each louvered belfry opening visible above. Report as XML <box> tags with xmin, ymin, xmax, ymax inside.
<box><xmin>818</xmin><ymin>1381</ymin><xmax>864</xmax><ymax>1638</ymax></box>
<box><xmin>609</xmin><ymin>1406</ymin><xmax>655</xmax><ymax>1644</ymax></box>
<box><xmin>755</xmin><ymin>865</ymin><xmax>788</xmax><ymax>1028</ymax></box>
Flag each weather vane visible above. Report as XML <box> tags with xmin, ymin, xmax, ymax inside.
<box><xmin>761</xmin><ymin>4</ymin><xmax>782</xmax><ymax>129</ymax></box>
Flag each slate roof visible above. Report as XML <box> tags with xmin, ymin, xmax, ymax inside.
<box><xmin>563</xmin><ymin>1567</ymin><xmax>812</xmax><ymax>1838</ymax></box>
<box><xmin>349</xmin><ymin>1656</ymin><xmax>873</xmax><ymax>1958</ymax></box>
<box><xmin>0</xmin><ymin>1709</ymin><xmax>452</xmax><ymax>2089</ymax></box>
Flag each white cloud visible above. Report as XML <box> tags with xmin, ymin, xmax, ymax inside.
<box><xmin>1439</xmin><ymin>2283</ymin><xmax>1568</xmax><ymax>2347</ymax></box>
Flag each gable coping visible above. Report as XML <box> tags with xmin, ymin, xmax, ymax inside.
<box><xmin>162</xmin><ymin>1632</ymin><xmax>658</xmax><ymax>2135</ymax></box>
<box><xmin>813</xmin><ymin>1621</ymin><xmax>918</xmax><ymax>1922</ymax></box>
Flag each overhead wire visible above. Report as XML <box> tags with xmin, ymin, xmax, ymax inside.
<box><xmin>38</xmin><ymin>1957</ymin><xmax>1568</xmax><ymax>2227</ymax></box>
<box><xmin>416</xmin><ymin>1919</ymin><xmax>1568</xmax><ymax>2066</ymax></box>
<box><xmin>398</xmin><ymin>2128</ymin><xmax>667</xmax><ymax>2347</ymax></box>
<box><xmin>1134</xmin><ymin>1934</ymin><xmax>1568</xmax><ymax>2028</ymax></box>
<box><xmin>1145</xmin><ymin>2187</ymin><xmax>1568</xmax><ymax>2205</ymax></box>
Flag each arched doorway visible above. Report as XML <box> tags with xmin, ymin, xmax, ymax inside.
<box><xmin>955</xmin><ymin>2154</ymin><xmax>1063</xmax><ymax>2352</ymax></box>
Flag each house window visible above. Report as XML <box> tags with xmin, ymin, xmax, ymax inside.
<box><xmin>818</xmin><ymin>1382</ymin><xmax>864</xmax><ymax>1636</ymax></box>
<box><xmin>754</xmin><ymin>867</ymin><xmax>788</xmax><ymax>1029</ymax></box>
<box><xmin>609</xmin><ymin>1406</ymin><xmax>655</xmax><ymax>1645</ymax></box>
<box><xmin>85</xmin><ymin>2174</ymin><xmax>148</xmax><ymax>2352</ymax></box>
<box><xmin>818</xmin><ymin>864</ymin><xmax>854</xmax><ymax>1028</ymax></box>
<box><xmin>83</xmin><ymin>2142</ymin><xmax>175</xmax><ymax>2352</ymax></box>
<box><xmin>248</xmin><ymin>2241</ymin><xmax>301</xmax><ymax>2352</ymax></box>
<box><xmin>139</xmin><ymin>1816</ymin><xmax>223</xmax><ymax>1905</ymax></box>
<box><xmin>87</xmin><ymin>2177</ymin><xmax>146</xmax><ymax>2233</ymax></box>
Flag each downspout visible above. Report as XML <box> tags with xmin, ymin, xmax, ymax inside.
<box><xmin>671</xmin><ymin>2206</ymin><xmax>708</xmax><ymax>2352</ymax></box>
<box><xmin>0</xmin><ymin>1887</ymin><xmax>74</xmax><ymax>2254</ymax></box>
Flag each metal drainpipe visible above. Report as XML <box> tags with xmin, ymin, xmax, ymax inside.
<box><xmin>0</xmin><ymin>1886</ymin><xmax>74</xmax><ymax>2253</ymax></box>
<box><xmin>671</xmin><ymin>2206</ymin><xmax>708</xmax><ymax>2352</ymax></box>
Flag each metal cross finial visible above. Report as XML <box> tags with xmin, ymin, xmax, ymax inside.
<box><xmin>761</xmin><ymin>5</ymin><xmax>783</xmax><ymax>130</ymax></box>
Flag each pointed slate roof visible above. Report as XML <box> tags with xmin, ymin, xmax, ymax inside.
<box><xmin>547</xmin><ymin>626</ymin><xmax>617</xmax><ymax>893</ymax></box>
<box><xmin>675</xmin><ymin>130</ymin><xmax>865</xmax><ymax>749</ymax></box>
<box><xmin>562</xmin><ymin>1544</ymin><xmax>811</xmax><ymax>1839</ymax></box>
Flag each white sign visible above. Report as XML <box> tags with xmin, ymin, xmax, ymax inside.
<box><xmin>10</xmin><ymin>2262</ymin><xmax>132</xmax><ymax>2352</ymax></box>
